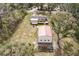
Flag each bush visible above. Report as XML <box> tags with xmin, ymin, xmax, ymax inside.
<box><xmin>0</xmin><ymin>43</ymin><xmax>34</xmax><ymax>56</ymax></box>
<box><xmin>63</xmin><ymin>42</ymin><xmax>73</xmax><ymax>56</ymax></box>
<box><xmin>0</xmin><ymin>6</ymin><xmax>27</xmax><ymax>43</ymax></box>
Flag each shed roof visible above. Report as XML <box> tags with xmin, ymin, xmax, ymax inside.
<box><xmin>30</xmin><ymin>15</ymin><xmax>47</xmax><ymax>20</ymax></box>
<box><xmin>38</xmin><ymin>25</ymin><xmax>52</xmax><ymax>37</ymax></box>
<box><xmin>30</xmin><ymin>18</ymin><xmax>38</xmax><ymax>21</ymax></box>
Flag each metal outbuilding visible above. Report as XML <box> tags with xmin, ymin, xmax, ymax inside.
<box><xmin>30</xmin><ymin>15</ymin><xmax>48</xmax><ymax>25</ymax></box>
<box><xmin>37</xmin><ymin>25</ymin><xmax>53</xmax><ymax>51</ymax></box>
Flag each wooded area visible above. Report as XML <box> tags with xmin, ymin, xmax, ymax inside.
<box><xmin>0</xmin><ymin>3</ymin><xmax>79</xmax><ymax>56</ymax></box>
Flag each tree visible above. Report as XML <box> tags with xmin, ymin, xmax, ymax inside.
<box><xmin>47</xmin><ymin>3</ymin><xmax>58</xmax><ymax>14</ymax></box>
<box><xmin>51</xmin><ymin>13</ymin><xmax>76</xmax><ymax>55</ymax></box>
<box><xmin>0</xmin><ymin>3</ymin><xmax>29</xmax><ymax>42</ymax></box>
<box><xmin>59</xmin><ymin>4</ymin><xmax>79</xmax><ymax>19</ymax></box>
<box><xmin>58</xmin><ymin>3</ymin><xmax>79</xmax><ymax>44</ymax></box>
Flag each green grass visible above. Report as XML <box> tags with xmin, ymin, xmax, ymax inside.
<box><xmin>0</xmin><ymin>13</ymin><xmax>37</xmax><ymax>56</ymax></box>
<box><xmin>9</xmin><ymin>13</ymin><xmax>37</xmax><ymax>45</ymax></box>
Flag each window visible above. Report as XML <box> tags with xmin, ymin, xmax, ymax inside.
<box><xmin>48</xmin><ymin>40</ymin><xmax>50</xmax><ymax>41</ymax></box>
<box><xmin>40</xmin><ymin>40</ymin><xmax>42</xmax><ymax>41</ymax></box>
<box><xmin>44</xmin><ymin>40</ymin><xmax>46</xmax><ymax>41</ymax></box>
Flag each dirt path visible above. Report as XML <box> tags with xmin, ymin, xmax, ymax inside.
<box><xmin>34</xmin><ymin>52</ymin><xmax>54</xmax><ymax>56</ymax></box>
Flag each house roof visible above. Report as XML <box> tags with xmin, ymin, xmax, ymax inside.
<box><xmin>38</xmin><ymin>25</ymin><xmax>52</xmax><ymax>37</ymax></box>
<box><xmin>30</xmin><ymin>15</ymin><xmax>47</xmax><ymax>20</ymax></box>
<box><xmin>30</xmin><ymin>18</ymin><xmax>38</xmax><ymax>21</ymax></box>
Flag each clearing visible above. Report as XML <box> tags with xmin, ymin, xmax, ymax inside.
<box><xmin>9</xmin><ymin>13</ymin><xmax>37</xmax><ymax>45</ymax></box>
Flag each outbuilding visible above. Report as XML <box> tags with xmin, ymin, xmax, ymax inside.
<box><xmin>37</xmin><ymin>25</ymin><xmax>53</xmax><ymax>51</ymax></box>
<box><xmin>30</xmin><ymin>15</ymin><xmax>48</xmax><ymax>25</ymax></box>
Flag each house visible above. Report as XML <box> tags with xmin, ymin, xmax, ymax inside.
<box><xmin>37</xmin><ymin>25</ymin><xmax>53</xmax><ymax>51</ymax></box>
<box><xmin>30</xmin><ymin>15</ymin><xmax>48</xmax><ymax>25</ymax></box>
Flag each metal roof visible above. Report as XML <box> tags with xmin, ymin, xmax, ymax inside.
<box><xmin>38</xmin><ymin>25</ymin><xmax>52</xmax><ymax>37</ymax></box>
<box><xmin>30</xmin><ymin>18</ymin><xmax>38</xmax><ymax>21</ymax></box>
<box><xmin>30</xmin><ymin>15</ymin><xmax>47</xmax><ymax>20</ymax></box>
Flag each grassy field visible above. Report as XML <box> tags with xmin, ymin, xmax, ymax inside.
<box><xmin>0</xmin><ymin>13</ymin><xmax>37</xmax><ymax>56</ymax></box>
<box><xmin>9</xmin><ymin>13</ymin><xmax>37</xmax><ymax>45</ymax></box>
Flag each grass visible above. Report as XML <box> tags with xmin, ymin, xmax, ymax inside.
<box><xmin>9</xmin><ymin>13</ymin><xmax>37</xmax><ymax>45</ymax></box>
<box><xmin>0</xmin><ymin>13</ymin><xmax>37</xmax><ymax>56</ymax></box>
<box><xmin>47</xmin><ymin>12</ymin><xmax>79</xmax><ymax>55</ymax></box>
